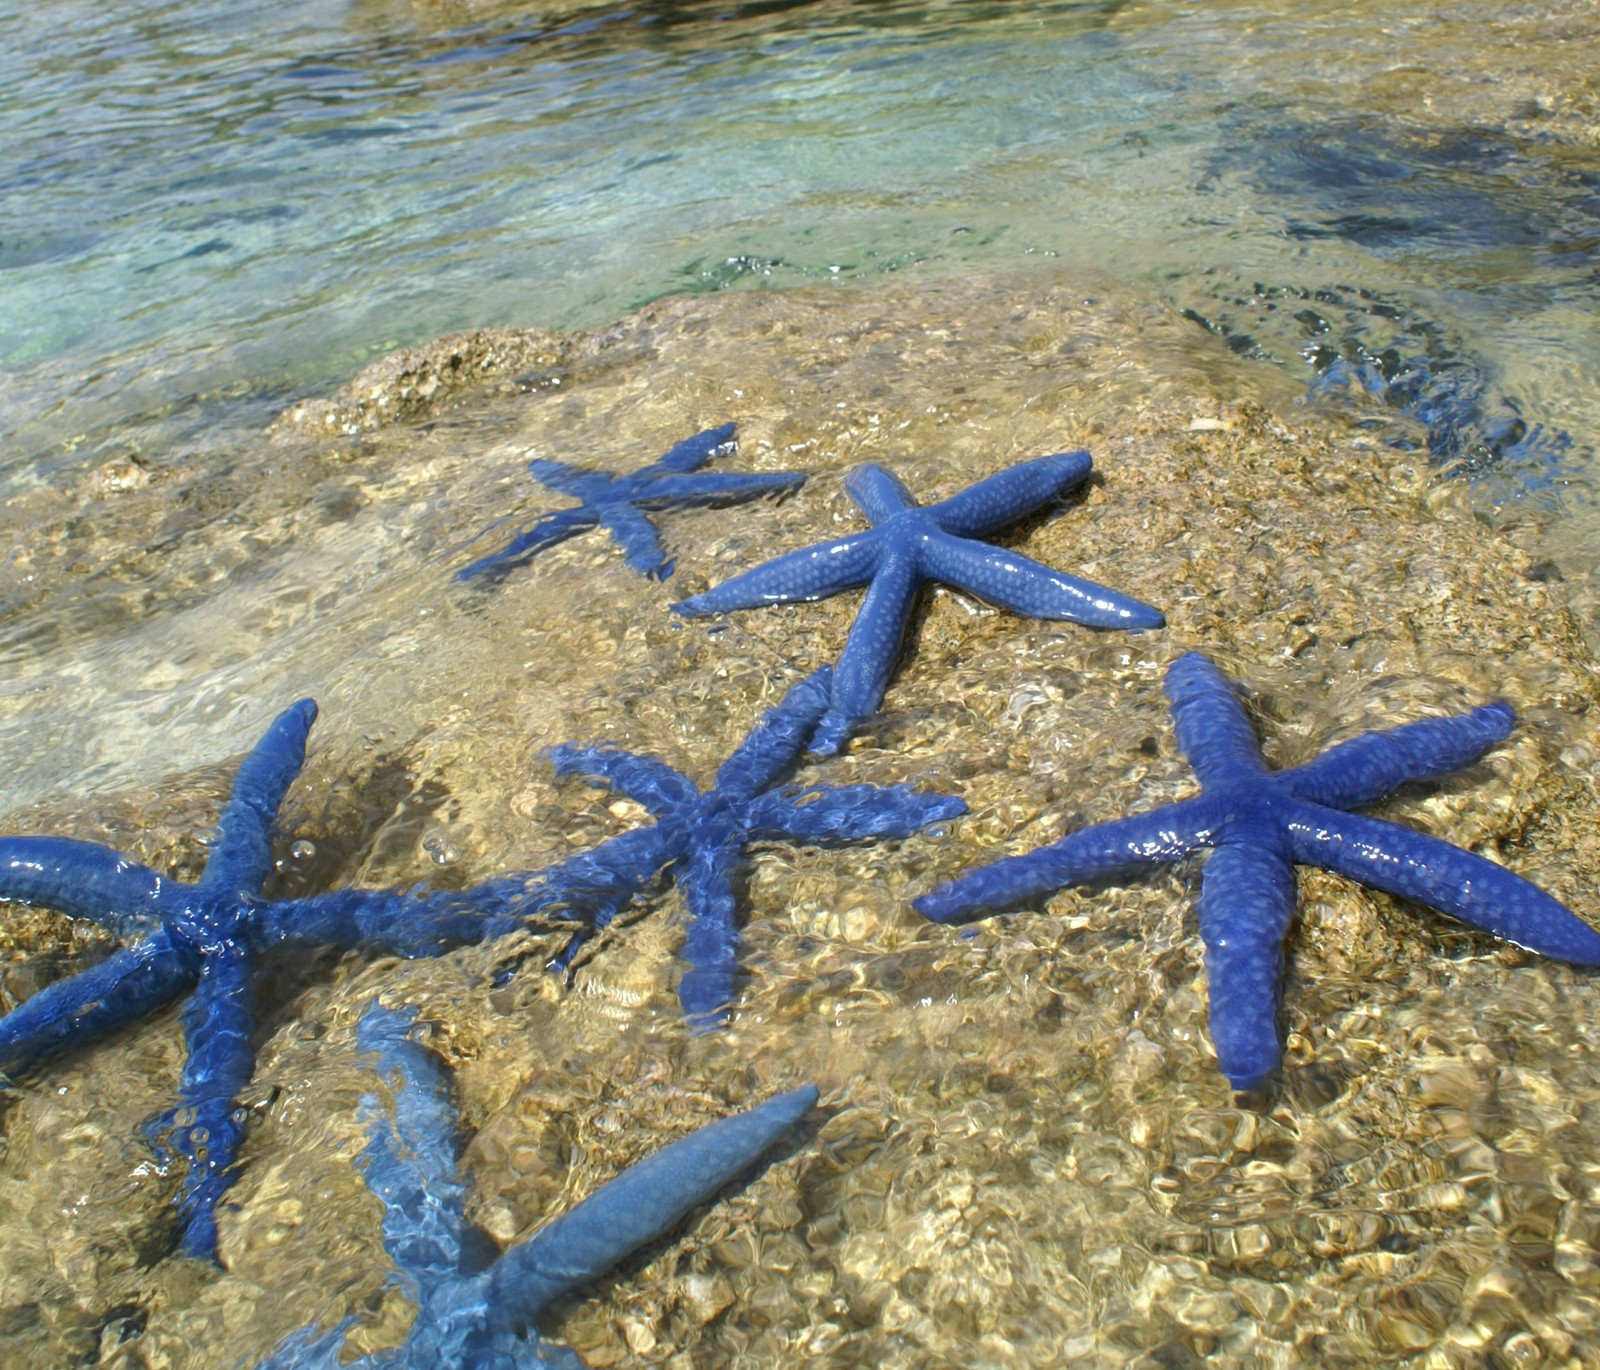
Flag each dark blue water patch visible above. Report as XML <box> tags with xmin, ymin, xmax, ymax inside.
<box><xmin>1180</xmin><ymin>281</ymin><xmax>1580</xmax><ymax>492</ymax></box>
<box><xmin>1202</xmin><ymin>113</ymin><xmax>1600</xmax><ymax>266</ymax></box>
<box><xmin>0</xmin><ymin>229</ymin><xmax>103</xmax><ymax>272</ymax></box>
<box><xmin>132</xmin><ymin>239</ymin><xmax>234</xmax><ymax>275</ymax></box>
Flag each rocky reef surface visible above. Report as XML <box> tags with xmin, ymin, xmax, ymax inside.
<box><xmin>2</xmin><ymin>270</ymin><xmax>1599</xmax><ymax>1367</ymax></box>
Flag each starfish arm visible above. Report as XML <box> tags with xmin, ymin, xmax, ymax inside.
<box><xmin>926</xmin><ymin>450</ymin><xmax>1093</xmax><ymax>538</ymax></box>
<box><xmin>483</xmin><ymin>1084</ymin><xmax>818</xmax><ymax>1331</ymax></box>
<box><xmin>713</xmin><ymin>668</ymin><xmax>833</xmax><ymax>798</ymax></box>
<box><xmin>1284</xmin><ymin>702</ymin><xmax>1515</xmax><ymax>810</ymax></box>
<box><xmin>919</xmin><ymin>531</ymin><xmax>1165</xmax><ymax>630</ymax></box>
<box><xmin>356</xmin><ymin>1003</ymin><xmax>467</xmax><ymax>1298</ymax></box>
<box><xmin>0</xmin><ymin>931</ymin><xmax>198</xmax><ymax>1079</ymax></box>
<box><xmin>810</xmin><ymin>545</ymin><xmax>922</xmax><ymax>756</ymax></box>
<box><xmin>676</xmin><ymin>828</ymin><xmax>742</xmax><ymax>1025</ymax></box>
<box><xmin>524</xmin><ymin>456</ymin><xmax>595</xmax><ymax>496</ymax></box>
<box><xmin>0</xmin><ymin>836</ymin><xmax>172</xmax><ymax>936</ymax></box>
<box><xmin>748</xmin><ymin>785</ymin><xmax>967</xmax><ymax>844</ymax></box>
<box><xmin>531</xmin><ymin>827</ymin><xmax>679</xmax><ymax>924</ymax></box>
<box><xmin>843</xmin><ymin>464</ymin><xmax>917</xmax><ymax>524</ymax></box>
<box><xmin>1286</xmin><ymin>801</ymin><xmax>1600</xmax><ymax>963</ymax></box>
<box><xmin>258</xmin><ymin>889</ymin><xmax>496</xmax><ymax>958</ymax></box>
<box><xmin>171</xmin><ymin>943</ymin><xmax>258</xmax><ymax>1259</ymax></box>
<box><xmin>470</xmin><ymin>826</ymin><xmax>682</xmax><ymax>974</ymax></box>
<box><xmin>453</xmin><ymin>507</ymin><xmax>600</xmax><ymax>584</ymax></box>
<box><xmin>634</xmin><ymin>470</ymin><xmax>806</xmax><ymax>507</ymax></box>
<box><xmin>596</xmin><ymin>503</ymin><xmax>674</xmax><ymax>579</ymax></box>
<box><xmin>198</xmin><ymin>698</ymin><xmax>317</xmax><ymax>899</ymax></box>
<box><xmin>1196</xmin><ymin>839</ymin><xmax>1299</xmax><ymax>1091</ymax></box>
<box><xmin>649</xmin><ymin>422</ymin><xmax>739</xmax><ymax>474</ymax></box>
<box><xmin>1165</xmin><ymin>652</ymin><xmax>1270</xmax><ymax>787</ymax></box>
<box><xmin>670</xmin><ymin>529</ymin><xmax>886</xmax><ymax>616</ymax></box>
<box><xmin>914</xmin><ymin>799</ymin><xmax>1214</xmax><ymax>924</ymax></box>
<box><xmin>547</xmin><ymin>743</ymin><xmax>700</xmax><ymax>817</ymax></box>
<box><xmin>252</xmin><ymin>1319</ymin><xmax>370</xmax><ymax>1370</ymax></box>
<box><xmin>549</xmin><ymin>744</ymin><xmax>699</xmax><ymax>816</ymax></box>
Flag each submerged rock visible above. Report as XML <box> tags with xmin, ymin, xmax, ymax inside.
<box><xmin>2</xmin><ymin>270</ymin><xmax>1600</xmax><ymax>1368</ymax></box>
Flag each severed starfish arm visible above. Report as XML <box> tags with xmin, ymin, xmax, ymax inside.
<box><xmin>1286</xmin><ymin>801</ymin><xmax>1600</xmax><ymax>963</ymax></box>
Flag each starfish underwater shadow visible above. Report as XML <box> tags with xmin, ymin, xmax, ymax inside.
<box><xmin>521</xmin><ymin>666</ymin><xmax>967</xmax><ymax>1025</ymax></box>
<box><xmin>454</xmin><ymin>423</ymin><xmax>805</xmax><ymax>586</ymax></box>
<box><xmin>916</xmin><ymin>651</ymin><xmax>1600</xmax><ymax>1091</ymax></box>
<box><xmin>672</xmin><ymin>450</ymin><xmax>1164</xmax><ymax>755</ymax></box>
<box><xmin>0</xmin><ymin>701</ymin><xmax>551</xmax><ymax>1260</ymax></box>
<box><xmin>259</xmin><ymin>1002</ymin><xmax>818</xmax><ymax>1369</ymax></box>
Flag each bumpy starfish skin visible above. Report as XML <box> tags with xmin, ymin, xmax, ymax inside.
<box><xmin>525</xmin><ymin>666</ymin><xmax>967</xmax><ymax>1023</ymax></box>
<box><xmin>0</xmin><ymin>703</ymin><xmax>536</xmax><ymax>1258</ymax></box>
<box><xmin>454</xmin><ymin>423</ymin><xmax>805</xmax><ymax>585</ymax></box>
<box><xmin>260</xmin><ymin>1002</ymin><xmax>818</xmax><ymax>1370</ymax></box>
<box><xmin>915</xmin><ymin>651</ymin><xmax>1600</xmax><ymax>1091</ymax></box>
<box><xmin>672</xmin><ymin>451</ymin><xmax>1164</xmax><ymax>754</ymax></box>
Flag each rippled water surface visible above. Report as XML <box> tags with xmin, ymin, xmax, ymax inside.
<box><xmin>4</xmin><ymin>1</ymin><xmax>1597</xmax><ymax>501</ymax></box>
<box><xmin>3</xmin><ymin>3</ymin><xmax>1600</xmax><ymax>1368</ymax></box>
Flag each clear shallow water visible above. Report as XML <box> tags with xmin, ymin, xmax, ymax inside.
<box><xmin>4</xmin><ymin>3</ymin><xmax>1600</xmax><ymax>1366</ymax></box>
<box><xmin>4</xmin><ymin>0</ymin><xmax>1597</xmax><ymax>510</ymax></box>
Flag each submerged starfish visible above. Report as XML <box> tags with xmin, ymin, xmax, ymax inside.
<box><xmin>0</xmin><ymin>683</ymin><xmax>953</xmax><ymax>1251</ymax></box>
<box><xmin>0</xmin><ymin>701</ymin><xmax>534</xmax><ymax>1259</ymax></box>
<box><xmin>261</xmin><ymin>1002</ymin><xmax>818</xmax><ymax>1369</ymax></box>
<box><xmin>672</xmin><ymin>451</ymin><xmax>1164</xmax><ymax>754</ymax></box>
<box><xmin>454</xmin><ymin>423</ymin><xmax>805</xmax><ymax>585</ymax></box>
<box><xmin>521</xmin><ymin>666</ymin><xmax>967</xmax><ymax>1024</ymax></box>
<box><xmin>915</xmin><ymin>651</ymin><xmax>1600</xmax><ymax>1090</ymax></box>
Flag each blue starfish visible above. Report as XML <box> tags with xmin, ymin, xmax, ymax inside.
<box><xmin>915</xmin><ymin>651</ymin><xmax>1600</xmax><ymax>1091</ymax></box>
<box><xmin>522</xmin><ymin>666</ymin><xmax>967</xmax><ymax>1025</ymax></box>
<box><xmin>0</xmin><ymin>701</ymin><xmax>534</xmax><ymax>1260</ymax></box>
<box><xmin>454</xmin><ymin>423</ymin><xmax>805</xmax><ymax>585</ymax></box>
<box><xmin>0</xmin><ymin>681</ymin><xmax>954</xmax><ymax>1251</ymax></box>
<box><xmin>260</xmin><ymin>1002</ymin><xmax>818</xmax><ymax>1370</ymax></box>
<box><xmin>672</xmin><ymin>451</ymin><xmax>1165</xmax><ymax>754</ymax></box>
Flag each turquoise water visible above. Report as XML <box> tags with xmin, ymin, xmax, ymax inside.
<box><xmin>5</xmin><ymin>0</ymin><xmax>1596</xmax><ymax>518</ymax></box>
<box><xmin>4</xmin><ymin>5</ymin><xmax>1600</xmax><ymax>1365</ymax></box>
